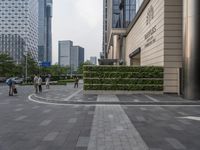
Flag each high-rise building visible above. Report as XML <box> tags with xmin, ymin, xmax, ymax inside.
<box><xmin>38</xmin><ymin>0</ymin><xmax>53</xmax><ymax>64</ymax></box>
<box><xmin>90</xmin><ymin>57</ymin><xmax>97</xmax><ymax>65</ymax></box>
<box><xmin>58</xmin><ymin>40</ymin><xmax>72</xmax><ymax>66</ymax></box>
<box><xmin>102</xmin><ymin>0</ymin><xmax>108</xmax><ymax>58</ymax></box>
<box><xmin>0</xmin><ymin>0</ymin><xmax>38</xmax><ymax>63</ymax></box>
<box><xmin>71</xmin><ymin>46</ymin><xmax>84</xmax><ymax>72</ymax></box>
<box><xmin>58</xmin><ymin>41</ymin><xmax>84</xmax><ymax>73</ymax></box>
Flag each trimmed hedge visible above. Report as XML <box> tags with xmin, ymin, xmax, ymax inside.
<box><xmin>83</xmin><ymin>66</ymin><xmax>164</xmax><ymax>91</ymax></box>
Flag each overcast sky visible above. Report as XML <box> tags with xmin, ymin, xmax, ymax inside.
<box><xmin>52</xmin><ymin>0</ymin><xmax>103</xmax><ymax>64</ymax></box>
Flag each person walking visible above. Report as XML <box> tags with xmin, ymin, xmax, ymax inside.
<box><xmin>38</xmin><ymin>75</ymin><xmax>42</xmax><ymax>92</ymax></box>
<box><xmin>45</xmin><ymin>75</ymin><xmax>50</xmax><ymax>89</ymax></box>
<box><xmin>74</xmin><ymin>76</ymin><xmax>79</xmax><ymax>88</ymax></box>
<box><xmin>33</xmin><ymin>74</ymin><xmax>38</xmax><ymax>93</ymax></box>
<box><xmin>6</xmin><ymin>78</ymin><xmax>14</xmax><ymax>96</ymax></box>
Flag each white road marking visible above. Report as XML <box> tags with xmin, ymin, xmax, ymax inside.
<box><xmin>28</xmin><ymin>94</ymin><xmax>200</xmax><ymax>107</ymax></box>
<box><xmin>144</xmin><ymin>95</ymin><xmax>159</xmax><ymax>102</ymax></box>
<box><xmin>179</xmin><ymin>116</ymin><xmax>200</xmax><ymax>121</ymax></box>
<box><xmin>64</xmin><ymin>89</ymin><xmax>83</xmax><ymax>101</ymax></box>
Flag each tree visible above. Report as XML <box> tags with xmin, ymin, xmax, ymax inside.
<box><xmin>77</xmin><ymin>60</ymin><xmax>94</xmax><ymax>74</ymax></box>
<box><xmin>21</xmin><ymin>53</ymin><xmax>39</xmax><ymax>77</ymax></box>
<box><xmin>0</xmin><ymin>53</ymin><xmax>16</xmax><ymax>77</ymax></box>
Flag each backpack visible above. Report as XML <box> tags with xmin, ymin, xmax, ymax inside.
<box><xmin>6</xmin><ymin>79</ymin><xmax>12</xmax><ymax>86</ymax></box>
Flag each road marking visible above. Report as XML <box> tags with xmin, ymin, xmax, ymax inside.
<box><xmin>40</xmin><ymin>120</ymin><xmax>52</xmax><ymax>126</ymax></box>
<box><xmin>144</xmin><ymin>95</ymin><xmax>159</xmax><ymax>102</ymax></box>
<box><xmin>32</xmin><ymin>106</ymin><xmax>40</xmax><ymax>109</ymax></box>
<box><xmin>28</xmin><ymin>94</ymin><xmax>200</xmax><ymax>107</ymax></box>
<box><xmin>64</xmin><ymin>89</ymin><xmax>83</xmax><ymax>101</ymax></box>
<box><xmin>179</xmin><ymin>116</ymin><xmax>200</xmax><ymax>121</ymax></box>
<box><xmin>15</xmin><ymin>115</ymin><xmax>27</xmax><ymax>121</ymax></box>
<box><xmin>43</xmin><ymin>109</ymin><xmax>51</xmax><ymax>113</ymax></box>
<box><xmin>14</xmin><ymin>108</ymin><xmax>23</xmax><ymax>112</ymax></box>
<box><xmin>0</xmin><ymin>102</ymin><xmax>9</xmax><ymax>105</ymax></box>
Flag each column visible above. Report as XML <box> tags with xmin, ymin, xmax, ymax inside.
<box><xmin>183</xmin><ymin>0</ymin><xmax>200</xmax><ymax>99</ymax></box>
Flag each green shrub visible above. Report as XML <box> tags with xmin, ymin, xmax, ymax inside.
<box><xmin>83</xmin><ymin>66</ymin><xmax>164</xmax><ymax>91</ymax></box>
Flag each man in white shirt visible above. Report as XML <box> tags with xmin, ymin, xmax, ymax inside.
<box><xmin>33</xmin><ymin>74</ymin><xmax>38</xmax><ymax>93</ymax></box>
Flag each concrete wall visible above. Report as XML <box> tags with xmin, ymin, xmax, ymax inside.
<box><xmin>126</xmin><ymin>0</ymin><xmax>165</xmax><ymax>67</ymax></box>
<box><xmin>125</xmin><ymin>0</ymin><xmax>183</xmax><ymax>93</ymax></box>
<box><xmin>164</xmin><ymin>0</ymin><xmax>183</xmax><ymax>93</ymax></box>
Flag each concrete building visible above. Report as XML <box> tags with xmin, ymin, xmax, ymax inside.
<box><xmin>58</xmin><ymin>41</ymin><xmax>84</xmax><ymax>73</ymax></box>
<box><xmin>38</xmin><ymin>0</ymin><xmax>53</xmax><ymax>64</ymax></box>
<box><xmin>105</xmin><ymin>0</ymin><xmax>200</xmax><ymax>99</ymax></box>
<box><xmin>90</xmin><ymin>57</ymin><xmax>97</xmax><ymax>65</ymax></box>
<box><xmin>0</xmin><ymin>0</ymin><xmax>38</xmax><ymax>63</ymax></box>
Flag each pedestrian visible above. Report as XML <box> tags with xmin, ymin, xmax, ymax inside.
<box><xmin>38</xmin><ymin>75</ymin><xmax>42</xmax><ymax>92</ymax></box>
<box><xmin>45</xmin><ymin>75</ymin><xmax>50</xmax><ymax>89</ymax></box>
<box><xmin>74</xmin><ymin>76</ymin><xmax>79</xmax><ymax>88</ymax></box>
<box><xmin>33</xmin><ymin>74</ymin><xmax>38</xmax><ymax>93</ymax></box>
<box><xmin>6</xmin><ymin>78</ymin><xmax>13</xmax><ymax>96</ymax></box>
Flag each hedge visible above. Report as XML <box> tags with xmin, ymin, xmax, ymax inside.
<box><xmin>83</xmin><ymin>66</ymin><xmax>164</xmax><ymax>91</ymax></box>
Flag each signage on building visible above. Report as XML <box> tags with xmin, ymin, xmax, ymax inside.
<box><xmin>146</xmin><ymin>5</ymin><xmax>154</xmax><ymax>25</ymax></box>
<box><xmin>144</xmin><ymin>5</ymin><xmax>156</xmax><ymax>48</ymax></box>
<box><xmin>144</xmin><ymin>25</ymin><xmax>157</xmax><ymax>48</ymax></box>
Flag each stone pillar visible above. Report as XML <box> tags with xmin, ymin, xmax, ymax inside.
<box><xmin>183</xmin><ymin>0</ymin><xmax>200</xmax><ymax>99</ymax></box>
<box><xmin>113</xmin><ymin>35</ymin><xmax>120</xmax><ymax>60</ymax></box>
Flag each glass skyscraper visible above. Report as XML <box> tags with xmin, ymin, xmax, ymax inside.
<box><xmin>38</xmin><ymin>0</ymin><xmax>53</xmax><ymax>64</ymax></box>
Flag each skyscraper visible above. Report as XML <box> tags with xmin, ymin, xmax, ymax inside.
<box><xmin>0</xmin><ymin>0</ymin><xmax>38</xmax><ymax>63</ymax></box>
<box><xmin>71</xmin><ymin>46</ymin><xmax>84</xmax><ymax>72</ymax></box>
<box><xmin>58</xmin><ymin>40</ymin><xmax>73</xmax><ymax>67</ymax></box>
<box><xmin>58</xmin><ymin>40</ymin><xmax>84</xmax><ymax>73</ymax></box>
<box><xmin>38</xmin><ymin>0</ymin><xmax>53</xmax><ymax>64</ymax></box>
<box><xmin>90</xmin><ymin>57</ymin><xmax>97</xmax><ymax>65</ymax></box>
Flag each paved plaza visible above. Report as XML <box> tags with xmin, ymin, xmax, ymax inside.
<box><xmin>0</xmin><ymin>84</ymin><xmax>200</xmax><ymax>150</ymax></box>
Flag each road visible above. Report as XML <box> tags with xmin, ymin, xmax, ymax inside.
<box><xmin>0</xmin><ymin>85</ymin><xmax>200</xmax><ymax>150</ymax></box>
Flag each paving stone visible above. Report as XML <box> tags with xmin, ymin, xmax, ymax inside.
<box><xmin>76</xmin><ymin>137</ymin><xmax>90</xmax><ymax>147</ymax></box>
<box><xmin>87</xmin><ymin>95</ymin><xmax>149</xmax><ymax>150</ymax></box>
<box><xmin>165</xmin><ymin>138</ymin><xmax>186</xmax><ymax>149</ymax></box>
<box><xmin>43</xmin><ymin>132</ymin><xmax>59</xmax><ymax>141</ymax></box>
<box><xmin>169</xmin><ymin>124</ymin><xmax>183</xmax><ymax>131</ymax></box>
<box><xmin>68</xmin><ymin>118</ymin><xmax>77</xmax><ymax>123</ymax></box>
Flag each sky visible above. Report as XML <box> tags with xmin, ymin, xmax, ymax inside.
<box><xmin>52</xmin><ymin>0</ymin><xmax>103</xmax><ymax>64</ymax></box>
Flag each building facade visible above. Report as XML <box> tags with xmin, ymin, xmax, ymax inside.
<box><xmin>38</xmin><ymin>0</ymin><xmax>53</xmax><ymax>64</ymax></box>
<box><xmin>58</xmin><ymin>40</ymin><xmax>72</xmax><ymax>66</ymax></box>
<box><xmin>0</xmin><ymin>0</ymin><xmax>38</xmax><ymax>63</ymax></box>
<box><xmin>90</xmin><ymin>57</ymin><xmax>97</xmax><ymax>65</ymax></box>
<box><xmin>71</xmin><ymin>46</ymin><xmax>84</xmax><ymax>72</ymax></box>
<box><xmin>58</xmin><ymin>41</ymin><xmax>84</xmax><ymax>73</ymax></box>
<box><xmin>106</xmin><ymin>0</ymin><xmax>200</xmax><ymax>99</ymax></box>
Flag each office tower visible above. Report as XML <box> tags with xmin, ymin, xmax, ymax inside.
<box><xmin>38</xmin><ymin>0</ymin><xmax>53</xmax><ymax>64</ymax></box>
<box><xmin>58</xmin><ymin>40</ymin><xmax>84</xmax><ymax>73</ymax></box>
<box><xmin>90</xmin><ymin>57</ymin><xmax>97</xmax><ymax>65</ymax></box>
<box><xmin>0</xmin><ymin>0</ymin><xmax>38</xmax><ymax>63</ymax></box>
<box><xmin>58</xmin><ymin>41</ymin><xmax>73</xmax><ymax>66</ymax></box>
<box><xmin>102</xmin><ymin>0</ymin><xmax>108</xmax><ymax>58</ymax></box>
<box><xmin>71</xmin><ymin>46</ymin><xmax>84</xmax><ymax>72</ymax></box>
